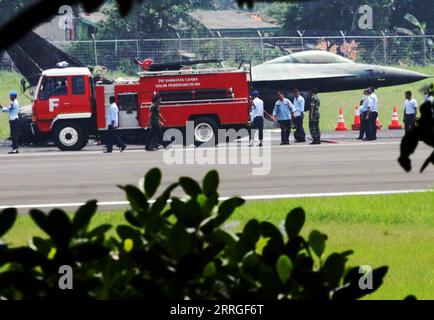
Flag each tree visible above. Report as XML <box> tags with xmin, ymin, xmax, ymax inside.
<box><xmin>396</xmin><ymin>13</ymin><xmax>433</xmax><ymax>65</ymax></box>
<box><xmin>278</xmin><ymin>0</ymin><xmax>433</xmax><ymax>33</ymax></box>
<box><xmin>96</xmin><ymin>0</ymin><xmax>213</xmax><ymax>39</ymax></box>
<box><xmin>0</xmin><ymin>0</ymin><xmax>34</xmax><ymax>27</ymax></box>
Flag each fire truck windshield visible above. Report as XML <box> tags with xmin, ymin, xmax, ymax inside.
<box><xmin>39</xmin><ymin>77</ymin><xmax>68</xmax><ymax>100</ymax></box>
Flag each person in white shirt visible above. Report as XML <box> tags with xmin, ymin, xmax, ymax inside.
<box><xmin>0</xmin><ymin>92</ymin><xmax>20</xmax><ymax>154</ymax></box>
<box><xmin>403</xmin><ymin>91</ymin><xmax>418</xmax><ymax>133</ymax></box>
<box><xmin>249</xmin><ymin>90</ymin><xmax>264</xmax><ymax>147</ymax></box>
<box><xmin>292</xmin><ymin>89</ymin><xmax>306</xmax><ymax>143</ymax></box>
<box><xmin>357</xmin><ymin>90</ymin><xmax>369</xmax><ymax>140</ymax></box>
<box><xmin>105</xmin><ymin>96</ymin><xmax>126</xmax><ymax>153</ymax></box>
<box><xmin>365</xmin><ymin>87</ymin><xmax>378</xmax><ymax>141</ymax></box>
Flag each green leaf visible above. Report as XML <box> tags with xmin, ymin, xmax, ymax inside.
<box><xmin>31</xmin><ymin>237</ymin><xmax>52</xmax><ymax>256</ymax></box>
<box><xmin>87</xmin><ymin>224</ymin><xmax>112</xmax><ymax>238</ymax></box>
<box><xmin>149</xmin><ymin>183</ymin><xmax>179</xmax><ymax>216</ymax></box>
<box><xmin>308</xmin><ymin>230</ymin><xmax>326</xmax><ymax>258</ymax></box>
<box><xmin>72</xmin><ymin>200</ymin><xmax>97</xmax><ymax>233</ymax></box>
<box><xmin>261</xmin><ymin>222</ymin><xmax>283</xmax><ymax>245</ymax></box>
<box><xmin>29</xmin><ymin>209</ymin><xmax>51</xmax><ymax>236</ymax></box>
<box><xmin>202</xmin><ymin>170</ymin><xmax>219</xmax><ymax>195</ymax></box>
<box><xmin>243</xmin><ymin>219</ymin><xmax>261</xmax><ymax>243</ymax></box>
<box><xmin>167</xmin><ymin>223</ymin><xmax>192</xmax><ymax>259</ymax></box>
<box><xmin>144</xmin><ymin>168</ymin><xmax>162</xmax><ymax>198</ymax></box>
<box><xmin>404</xmin><ymin>13</ymin><xmax>422</xmax><ymax>30</ymax></box>
<box><xmin>202</xmin><ymin>262</ymin><xmax>216</xmax><ymax>278</ymax></box>
<box><xmin>47</xmin><ymin>209</ymin><xmax>73</xmax><ymax>247</ymax></box>
<box><xmin>120</xmin><ymin>185</ymin><xmax>149</xmax><ymax>213</ymax></box>
<box><xmin>30</xmin><ymin>209</ymin><xmax>72</xmax><ymax>247</ymax></box>
<box><xmin>207</xmin><ymin>229</ymin><xmax>238</xmax><ymax>246</ymax></box>
<box><xmin>179</xmin><ymin>177</ymin><xmax>202</xmax><ymax>198</ymax></box>
<box><xmin>171</xmin><ymin>197</ymin><xmax>189</xmax><ymax>225</ymax></box>
<box><xmin>322</xmin><ymin>253</ymin><xmax>346</xmax><ymax>287</ymax></box>
<box><xmin>117</xmin><ymin>225</ymin><xmax>141</xmax><ymax>240</ymax></box>
<box><xmin>276</xmin><ymin>254</ymin><xmax>293</xmax><ymax>284</ymax></box>
<box><xmin>71</xmin><ymin>243</ymin><xmax>110</xmax><ymax>262</ymax></box>
<box><xmin>201</xmin><ymin>197</ymin><xmax>244</xmax><ymax>233</ymax></box>
<box><xmin>285</xmin><ymin>208</ymin><xmax>305</xmax><ymax>238</ymax></box>
<box><xmin>197</xmin><ymin>194</ymin><xmax>207</xmax><ymax>207</ymax></box>
<box><xmin>216</xmin><ymin>197</ymin><xmax>244</xmax><ymax>225</ymax></box>
<box><xmin>0</xmin><ymin>208</ymin><xmax>17</xmax><ymax>238</ymax></box>
<box><xmin>261</xmin><ymin>222</ymin><xmax>284</xmax><ymax>261</ymax></box>
<box><xmin>202</xmin><ymin>192</ymin><xmax>219</xmax><ymax>215</ymax></box>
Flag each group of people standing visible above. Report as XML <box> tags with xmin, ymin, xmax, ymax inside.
<box><xmin>402</xmin><ymin>86</ymin><xmax>433</xmax><ymax>133</ymax></box>
<box><xmin>249</xmin><ymin>88</ymin><xmax>321</xmax><ymax>146</ymax></box>
<box><xmin>105</xmin><ymin>94</ymin><xmax>165</xmax><ymax>153</ymax></box>
<box><xmin>358</xmin><ymin>86</ymin><xmax>379</xmax><ymax>141</ymax></box>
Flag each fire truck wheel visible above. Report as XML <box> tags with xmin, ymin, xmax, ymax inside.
<box><xmin>193</xmin><ymin>118</ymin><xmax>218</xmax><ymax>146</ymax></box>
<box><xmin>53</xmin><ymin>122</ymin><xmax>88</xmax><ymax>151</ymax></box>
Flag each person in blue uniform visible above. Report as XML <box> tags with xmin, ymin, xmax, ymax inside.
<box><xmin>249</xmin><ymin>90</ymin><xmax>264</xmax><ymax>147</ymax></box>
<box><xmin>273</xmin><ymin>91</ymin><xmax>295</xmax><ymax>145</ymax></box>
<box><xmin>0</xmin><ymin>91</ymin><xmax>20</xmax><ymax>154</ymax></box>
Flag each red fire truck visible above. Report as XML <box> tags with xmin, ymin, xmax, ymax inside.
<box><xmin>31</xmin><ymin>62</ymin><xmax>252</xmax><ymax>151</ymax></box>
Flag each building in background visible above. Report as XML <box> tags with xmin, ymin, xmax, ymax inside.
<box><xmin>33</xmin><ymin>10</ymin><xmax>107</xmax><ymax>41</ymax></box>
<box><xmin>188</xmin><ymin>10</ymin><xmax>281</xmax><ymax>36</ymax></box>
<box><xmin>77</xmin><ymin>12</ymin><xmax>108</xmax><ymax>40</ymax></box>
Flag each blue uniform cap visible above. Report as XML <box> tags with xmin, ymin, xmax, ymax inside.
<box><xmin>252</xmin><ymin>90</ymin><xmax>259</xmax><ymax>97</ymax></box>
<box><xmin>9</xmin><ymin>91</ymin><xmax>18</xmax><ymax>97</ymax></box>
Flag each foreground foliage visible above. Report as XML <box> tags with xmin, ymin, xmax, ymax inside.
<box><xmin>0</xmin><ymin>169</ymin><xmax>391</xmax><ymax>300</ymax></box>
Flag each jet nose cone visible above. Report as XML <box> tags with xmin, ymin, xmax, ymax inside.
<box><xmin>382</xmin><ymin>66</ymin><xmax>430</xmax><ymax>85</ymax></box>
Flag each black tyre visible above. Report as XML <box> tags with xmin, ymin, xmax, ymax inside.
<box><xmin>193</xmin><ymin>117</ymin><xmax>218</xmax><ymax>147</ymax></box>
<box><xmin>53</xmin><ymin>121</ymin><xmax>88</xmax><ymax>151</ymax></box>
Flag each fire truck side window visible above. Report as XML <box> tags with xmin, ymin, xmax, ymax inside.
<box><xmin>39</xmin><ymin>77</ymin><xmax>68</xmax><ymax>100</ymax></box>
<box><xmin>72</xmin><ymin>76</ymin><xmax>85</xmax><ymax>95</ymax></box>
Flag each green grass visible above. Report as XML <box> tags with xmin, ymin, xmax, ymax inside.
<box><xmin>1</xmin><ymin>65</ymin><xmax>433</xmax><ymax>138</ymax></box>
<box><xmin>0</xmin><ymin>72</ymin><xmax>31</xmax><ymax>138</ymax></box>
<box><xmin>4</xmin><ymin>192</ymin><xmax>434</xmax><ymax>300</ymax></box>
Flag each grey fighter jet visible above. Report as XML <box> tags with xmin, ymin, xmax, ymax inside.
<box><xmin>251</xmin><ymin>50</ymin><xmax>430</xmax><ymax>111</ymax></box>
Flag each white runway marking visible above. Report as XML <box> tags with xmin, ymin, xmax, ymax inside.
<box><xmin>0</xmin><ymin>141</ymin><xmax>401</xmax><ymax>158</ymax></box>
<box><xmin>1</xmin><ymin>189</ymin><xmax>431</xmax><ymax>210</ymax></box>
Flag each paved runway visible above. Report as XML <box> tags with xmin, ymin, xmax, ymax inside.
<box><xmin>1</xmin><ymin>133</ymin><xmax>434</xmax><ymax>211</ymax></box>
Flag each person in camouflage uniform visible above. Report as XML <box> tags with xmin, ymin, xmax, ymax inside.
<box><xmin>145</xmin><ymin>93</ymin><xmax>165</xmax><ymax>151</ymax></box>
<box><xmin>309</xmin><ymin>88</ymin><xmax>321</xmax><ymax>145</ymax></box>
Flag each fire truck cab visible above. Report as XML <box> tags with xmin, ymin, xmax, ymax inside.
<box><xmin>32</xmin><ymin>63</ymin><xmax>252</xmax><ymax>151</ymax></box>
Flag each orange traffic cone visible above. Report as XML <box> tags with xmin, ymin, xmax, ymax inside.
<box><xmin>388</xmin><ymin>106</ymin><xmax>403</xmax><ymax>130</ymax></box>
<box><xmin>335</xmin><ymin>108</ymin><xmax>348</xmax><ymax>131</ymax></box>
<box><xmin>376</xmin><ymin>117</ymin><xmax>382</xmax><ymax>130</ymax></box>
<box><xmin>351</xmin><ymin>106</ymin><xmax>361</xmax><ymax>130</ymax></box>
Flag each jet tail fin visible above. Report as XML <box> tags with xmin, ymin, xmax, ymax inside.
<box><xmin>7</xmin><ymin>31</ymin><xmax>85</xmax><ymax>87</ymax></box>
